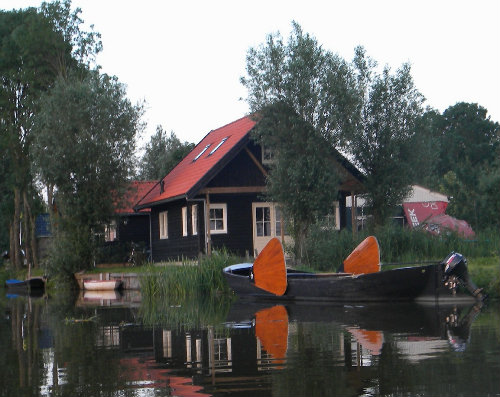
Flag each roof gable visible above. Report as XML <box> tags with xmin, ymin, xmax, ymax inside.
<box><xmin>136</xmin><ymin>116</ymin><xmax>256</xmax><ymax>208</ymax></box>
<box><xmin>116</xmin><ymin>181</ymin><xmax>157</xmax><ymax>214</ymax></box>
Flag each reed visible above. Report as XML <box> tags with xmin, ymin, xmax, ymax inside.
<box><xmin>305</xmin><ymin>224</ymin><xmax>499</xmax><ymax>271</ymax></box>
<box><xmin>139</xmin><ymin>249</ymin><xmax>240</xmax><ymax>327</ymax></box>
<box><xmin>140</xmin><ymin>248</ymin><xmax>239</xmax><ymax>301</ymax></box>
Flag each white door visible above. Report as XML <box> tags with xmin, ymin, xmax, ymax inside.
<box><xmin>252</xmin><ymin>202</ymin><xmax>290</xmax><ymax>256</ymax></box>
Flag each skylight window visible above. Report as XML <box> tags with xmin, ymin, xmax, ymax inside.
<box><xmin>208</xmin><ymin>137</ymin><xmax>228</xmax><ymax>156</ymax></box>
<box><xmin>193</xmin><ymin>144</ymin><xmax>211</xmax><ymax>161</ymax></box>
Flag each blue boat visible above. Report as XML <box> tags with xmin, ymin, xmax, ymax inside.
<box><xmin>5</xmin><ymin>277</ymin><xmax>46</xmax><ymax>292</ymax></box>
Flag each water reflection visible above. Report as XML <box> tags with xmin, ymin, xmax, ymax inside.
<box><xmin>1</xmin><ymin>291</ymin><xmax>498</xmax><ymax>397</ymax></box>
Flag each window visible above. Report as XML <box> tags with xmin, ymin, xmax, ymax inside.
<box><xmin>193</xmin><ymin>144</ymin><xmax>211</xmax><ymax>161</ymax></box>
<box><xmin>159</xmin><ymin>211</ymin><xmax>168</xmax><ymax>239</ymax></box>
<box><xmin>262</xmin><ymin>146</ymin><xmax>275</xmax><ymax>164</ymax></box>
<box><xmin>255</xmin><ymin>207</ymin><xmax>271</xmax><ymax>236</ymax></box>
<box><xmin>191</xmin><ymin>205</ymin><xmax>198</xmax><ymax>235</ymax></box>
<box><xmin>209</xmin><ymin>203</ymin><xmax>227</xmax><ymax>234</ymax></box>
<box><xmin>182</xmin><ymin>207</ymin><xmax>188</xmax><ymax>236</ymax></box>
<box><xmin>104</xmin><ymin>221</ymin><xmax>117</xmax><ymax>242</ymax></box>
<box><xmin>209</xmin><ymin>137</ymin><xmax>228</xmax><ymax>156</ymax></box>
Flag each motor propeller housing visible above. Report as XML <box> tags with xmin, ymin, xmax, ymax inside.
<box><xmin>442</xmin><ymin>252</ymin><xmax>483</xmax><ymax>299</ymax></box>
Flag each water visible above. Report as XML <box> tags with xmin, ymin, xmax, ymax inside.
<box><xmin>1</xmin><ymin>290</ymin><xmax>499</xmax><ymax>397</ymax></box>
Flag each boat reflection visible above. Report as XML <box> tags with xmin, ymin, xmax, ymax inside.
<box><xmin>1</xmin><ymin>294</ymin><xmax>484</xmax><ymax>397</ymax></box>
<box><xmin>225</xmin><ymin>301</ymin><xmax>482</xmax><ymax>365</ymax></box>
<box><xmin>76</xmin><ymin>289</ymin><xmax>142</xmax><ymax>308</ymax></box>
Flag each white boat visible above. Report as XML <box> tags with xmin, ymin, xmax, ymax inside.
<box><xmin>83</xmin><ymin>279</ymin><xmax>123</xmax><ymax>291</ymax></box>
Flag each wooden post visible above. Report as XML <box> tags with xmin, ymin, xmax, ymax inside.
<box><xmin>205</xmin><ymin>193</ymin><xmax>212</xmax><ymax>256</ymax></box>
<box><xmin>351</xmin><ymin>192</ymin><xmax>357</xmax><ymax>238</ymax></box>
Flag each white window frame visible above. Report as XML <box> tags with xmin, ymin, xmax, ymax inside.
<box><xmin>159</xmin><ymin>211</ymin><xmax>168</xmax><ymax>239</ymax></box>
<box><xmin>209</xmin><ymin>203</ymin><xmax>227</xmax><ymax>234</ymax></box>
<box><xmin>261</xmin><ymin>146</ymin><xmax>275</xmax><ymax>165</ymax></box>
<box><xmin>191</xmin><ymin>205</ymin><xmax>198</xmax><ymax>236</ymax></box>
<box><xmin>182</xmin><ymin>206</ymin><xmax>188</xmax><ymax>236</ymax></box>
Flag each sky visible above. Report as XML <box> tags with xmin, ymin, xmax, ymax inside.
<box><xmin>3</xmin><ymin>0</ymin><xmax>500</xmax><ymax>147</ymax></box>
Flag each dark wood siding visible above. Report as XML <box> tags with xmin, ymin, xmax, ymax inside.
<box><xmin>207</xmin><ymin>193</ymin><xmax>258</xmax><ymax>257</ymax></box>
<box><xmin>207</xmin><ymin>142</ymin><xmax>266</xmax><ymax>188</ymax></box>
<box><xmin>151</xmin><ymin>201</ymin><xmax>203</xmax><ymax>261</ymax></box>
<box><xmin>118</xmin><ymin>214</ymin><xmax>150</xmax><ymax>245</ymax></box>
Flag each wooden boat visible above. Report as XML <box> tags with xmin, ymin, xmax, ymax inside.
<box><xmin>83</xmin><ymin>279</ymin><xmax>123</xmax><ymax>291</ymax></box>
<box><xmin>223</xmin><ymin>237</ymin><xmax>484</xmax><ymax>303</ymax></box>
<box><xmin>5</xmin><ymin>277</ymin><xmax>46</xmax><ymax>292</ymax></box>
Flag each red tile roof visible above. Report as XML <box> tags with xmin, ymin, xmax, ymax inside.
<box><xmin>116</xmin><ymin>181</ymin><xmax>157</xmax><ymax>214</ymax></box>
<box><xmin>136</xmin><ymin>115</ymin><xmax>256</xmax><ymax>209</ymax></box>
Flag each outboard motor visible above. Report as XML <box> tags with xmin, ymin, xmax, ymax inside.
<box><xmin>442</xmin><ymin>252</ymin><xmax>484</xmax><ymax>300</ymax></box>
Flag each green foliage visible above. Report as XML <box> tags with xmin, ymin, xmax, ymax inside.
<box><xmin>33</xmin><ymin>72</ymin><xmax>144</xmax><ymax>276</ymax></box>
<box><xmin>305</xmin><ymin>224</ymin><xmax>499</xmax><ymax>272</ymax></box>
<box><xmin>434</xmin><ymin>103</ymin><xmax>500</xmax><ymax>230</ymax></box>
<box><xmin>252</xmin><ymin>103</ymin><xmax>340</xmax><ymax>261</ymax></box>
<box><xmin>138</xmin><ymin>126</ymin><xmax>194</xmax><ymax>180</ymax></box>
<box><xmin>140</xmin><ymin>249</ymin><xmax>237</xmax><ymax>302</ymax></box>
<box><xmin>0</xmin><ymin>1</ymin><xmax>102</xmax><ymax>269</ymax></box>
<box><xmin>242</xmin><ymin>23</ymin><xmax>426</xmax><ymax>230</ymax></box>
<box><xmin>349</xmin><ymin>47</ymin><xmax>425</xmax><ymax>226</ymax></box>
<box><xmin>241</xmin><ymin>21</ymin><xmax>357</xmax><ymax>146</ymax></box>
<box><xmin>139</xmin><ymin>251</ymin><xmax>238</xmax><ymax>326</ymax></box>
<box><xmin>467</xmin><ymin>257</ymin><xmax>500</xmax><ymax>299</ymax></box>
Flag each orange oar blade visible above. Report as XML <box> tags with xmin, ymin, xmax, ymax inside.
<box><xmin>253</xmin><ymin>238</ymin><xmax>287</xmax><ymax>295</ymax></box>
<box><xmin>343</xmin><ymin>236</ymin><xmax>381</xmax><ymax>275</ymax></box>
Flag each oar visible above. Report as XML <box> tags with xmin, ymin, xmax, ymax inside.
<box><xmin>343</xmin><ymin>235</ymin><xmax>381</xmax><ymax>275</ymax></box>
<box><xmin>253</xmin><ymin>238</ymin><xmax>287</xmax><ymax>296</ymax></box>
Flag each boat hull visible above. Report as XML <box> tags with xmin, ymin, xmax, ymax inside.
<box><xmin>223</xmin><ymin>263</ymin><xmax>476</xmax><ymax>303</ymax></box>
<box><xmin>5</xmin><ymin>277</ymin><xmax>46</xmax><ymax>291</ymax></box>
<box><xmin>83</xmin><ymin>280</ymin><xmax>123</xmax><ymax>291</ymax></box>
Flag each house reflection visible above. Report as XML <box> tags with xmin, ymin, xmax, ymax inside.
<box><xmin>91</xmin><ymin>302</ymin><xmax>481</xmax><ymax>395</ymax></box>
<box><xmin>1</xmin><ymin>294</ymin><xmax>482</xmax><ymax>397</ymax></box>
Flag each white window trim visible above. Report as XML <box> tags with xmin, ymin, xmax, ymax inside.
<box><xmin>159</xmin><ymin>211</ymin><xmax>168</xmax><ymax>239</ymax></box>
<box><xmin>191</xmin><ymin>205</ymin><xmax>198</xmax><ymax>236</ymax></box>
<box><xmin>105</xmin><ymin>220</ymin><xmax>117</xmax><ymax>242</ymax></box>
<box><xmin>182</xmin><ymin>207</ymin><xmax>188</xmax><ymax>236</ymax></box>
<box><xmin>209</xmin><ymin>203</ymin><xmax>227</xmax><ymax>234</ymax></box>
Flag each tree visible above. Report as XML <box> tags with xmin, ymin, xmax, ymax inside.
<box><xmin>252</xmin><ymin>102</ymin><xmax>339</xmax><ymax>263</ymax></box>
<box><xmin>241</xmin><ymin>21</ymin><xmax>358</xmax><ymax>146</ymax></box>
<box><xmin>0</xmin><ymin>1</ymin><xmax>101</xmax><ymax>270</ymax></box>
<box><xmin>242</xmin><ymin>23</ymin><xmax>425</xmax><ymax>234</ymax></box>
<box><xmin>32</xmin><ymin>72</ymin><xmax>143</xmax><ymax>275</ymax></box>
<box><xmin>436</xmin><ymin>103</ymin><xmax>499</xmax><ymax>229</ymax></box>
<box><xmin>348</xmin><ymin>47</ymin><xmax>425</xmax><ymax>226</ymax></box>
<box><xmin>139</xmin><ymin>126</ymin><xmax>194</xmax><ymax>180</ymax></box>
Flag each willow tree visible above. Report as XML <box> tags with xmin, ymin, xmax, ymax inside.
<box><xmin>0</xmin><ymin>1</ymin><xmax>101</xmax><ymax>270</ymax></box>
<box><xmin>33</xmin><ymin>72</ymin><xmax>143</xmax><ymax>275</ymax></box>
<box><xmin>241</xmin><ymin>22</ymin><xmax>356</xmax><ymax>261</ymax></box>
<box><xmin>348</xmin><ymin>47</ymin><xmax>425</xmax><ymax>226</ymax></box>
<box><xmin>242</xmin><ymin>23</ymin><xmax>426</xmax><ymax>231</ymax></box>
<box><xmin>252</xmin><ymin>102</ymin><xmax>340</xmax><ymax>262</ymax></box>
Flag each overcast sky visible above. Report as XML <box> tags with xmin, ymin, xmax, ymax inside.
<box><xmin>4</xmin><ymin>0</ymin><xmax>500</xmax><ymax>146</ymax></box>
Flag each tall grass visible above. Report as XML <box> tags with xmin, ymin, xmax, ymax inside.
<box><xmin>139</xmin><ymin>248</ymin><xmax>240</xmax><ymax>327</ymax></box>
<box><xmin>305</xmin><ymin>224</ymin><xmax>499</xmax><ymax>271</ymax></box>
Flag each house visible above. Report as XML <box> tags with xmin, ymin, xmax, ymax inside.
<box><xmin>135</xmin><ymin>116</ymin><xmax>364</xmax><ymax>262</ymax></box>
<box><xmin>103</xmin><ymin>181</ymin><xmax>157</xmax><ymax>256</ymax></box>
